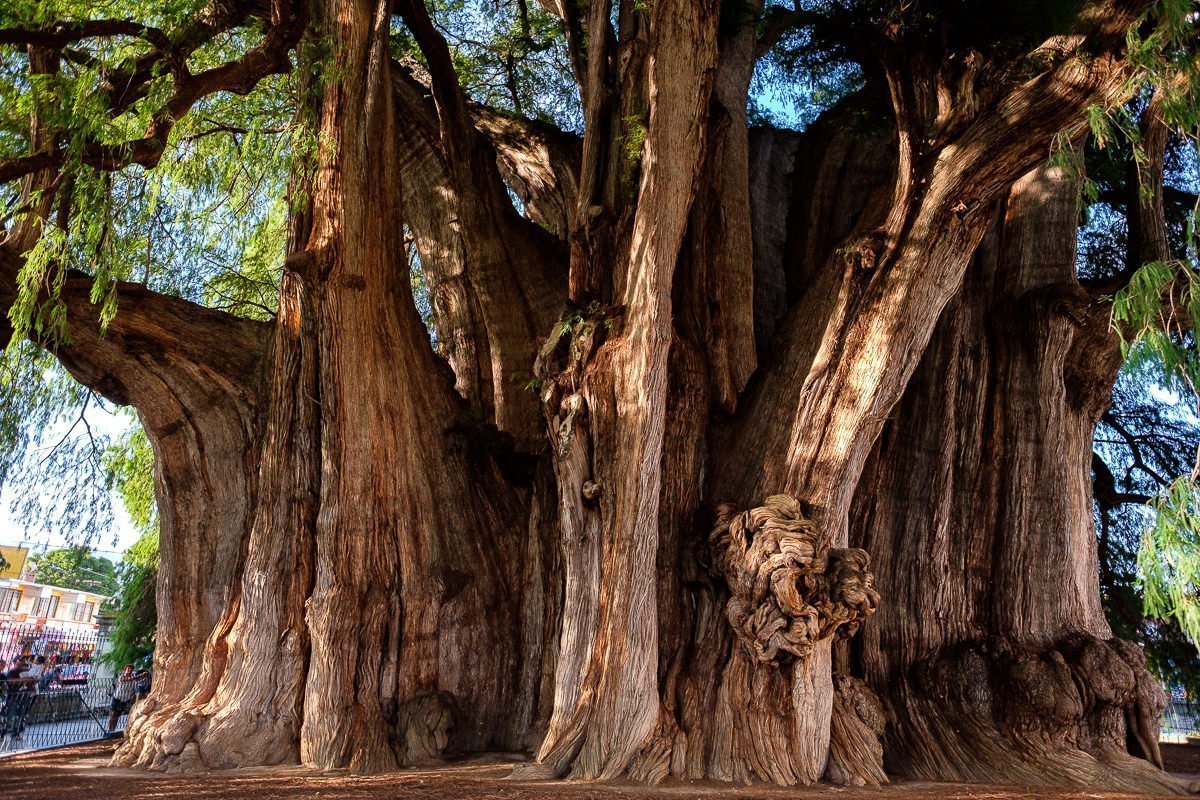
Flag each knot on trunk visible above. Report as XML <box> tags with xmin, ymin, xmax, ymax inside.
<box><xmin>709</xmin><ymin>495</ymin><xmax>879</xmax><ymax>666</ymax></box>
<box><xmin>396</xmin><ymin>691</ymin><xmax>457</xmax><ymax>766</ymax></box>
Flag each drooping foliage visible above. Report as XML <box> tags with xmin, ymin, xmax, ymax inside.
<box><xmin>101</xmin><ymin>423</ymin><xmax>159</xmax><ymax>668</ymax></box>
<box><xmin>104</xmin><ymin>528</ymin><xmax>158</xmax><ymax>668</ymax></box>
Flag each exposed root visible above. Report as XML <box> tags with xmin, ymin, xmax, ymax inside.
<box><xmin>827</xmin><ymin>674</ymin><xmax>887</xmax><ymax>786</ymax></box>
<box><xmin>884</xmin><ymin>635</ymin><xmax>1193</xmax><ymax>794</ymax></box>
<box><xmin>113</xmin><ymin>700</ymin><xmax>210</xmax><ymax>773</ymax></box>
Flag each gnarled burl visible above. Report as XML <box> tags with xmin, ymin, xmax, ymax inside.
<box><xmin>710</xmin><ymin>495</ymin><xmax>879</xmax><ymax>666</ymax></box>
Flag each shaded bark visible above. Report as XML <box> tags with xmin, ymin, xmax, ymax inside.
<box><xmin>849</xmin><ymin>164</ymin><xmax>1187</xmax><ymax>793</ymax></box>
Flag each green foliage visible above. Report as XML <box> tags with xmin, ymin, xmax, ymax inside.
<box><xmin>29</xmin><ymin>545</ymin><xmax>118</xmax><ymax>594</ymax></box>
<box><xmin>0</xmin><ymin>0</ymin><xmax>310</xmax><ymax>539</ymax></box>
<box><xmin>392</xmin><ymin>0</ymin><xmax>580</xmax><ymax>129</ymax></box>
<box><xmin>104</xmin><ymin>528</ymin><xmax>158</xmax><ymax>669</ymax></box>
<box><xmin>102</xmin><ymin>423</ymin><xmax>157</xmax><ymax>535</ymax></box>
<box><xmin>101</xmin><ymin>424</ymin><xmax>159</xmax><ymax>667</ymax></box>
<box><xmin>621</xmin><ymin>115</ymin><xmax>647</xmax><ymax>164</ymax></box>
<box><xmin>1111</xmin><ymin>261</ymin><xmax>1200</xmax><ymax>394</ymax></box>
<box><xmin>1096</xmin><ymin>372</ymin><xmax>1200</xmax><ymax>697</ymax></box>
<box><xmin>1139</xmin><ymin>477</ymin><xmax>1200</xmax><ymax>648</ymax></box>
<box><xmin>0</xmin><ymin>344</ymin><xmax>119</xmax><ymax>541</ymax></box>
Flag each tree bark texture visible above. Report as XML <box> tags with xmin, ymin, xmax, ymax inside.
<box><xmin>849</xmin><ymin>163</ymin><xmax>1187</xmax><ymax>793</ymax></box>
<box><xmin>109</xmin><ymin>0</ymin><xmax>542</xmax><ymax>773</ymax></box>
<box><xmin>0</xmin><ymin>0</ymin><xmax>1180</xmax><ymax>791</ymax></box>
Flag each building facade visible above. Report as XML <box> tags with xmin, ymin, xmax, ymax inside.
<box><xmin>0</xmin><ymin>577</ymin><xmax>108</xmax><ymax>634</ymax></box>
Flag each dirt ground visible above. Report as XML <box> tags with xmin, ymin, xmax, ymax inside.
<box><xmin>3</xmin><ymin>740</ymin><xmax>1200</xmax><ymax>800</ymax></box>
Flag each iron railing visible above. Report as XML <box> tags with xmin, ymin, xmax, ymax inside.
<box><xmin>0</xmin><ymin>620</ymin><xmax>147</xmax><ymax>755</ymax></box>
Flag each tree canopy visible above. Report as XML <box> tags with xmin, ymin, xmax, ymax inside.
<box><xmin>28</xmin><ymin>544</ymin><xmax>117</xmax><ymax>594</ymax></box>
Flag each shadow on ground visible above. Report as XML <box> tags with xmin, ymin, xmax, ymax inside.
<box><xmin>3</xmin><ymin>740</ymin><xmax>1199</xmax><ymax>799</ymax></box>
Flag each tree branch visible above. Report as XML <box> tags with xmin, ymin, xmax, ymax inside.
<box><xmin>0</xmin><ymin>244</ymin><xmax>269</xmax><ymax>407</ymax></box>
<box><xmin>1101</xmin><ymin>411</ymin><xmax>1173</xmax><ymax>487</ymax></box>
<box><xmin>0</xmin><ymin>0</ymin><xmax>307</xmax><ymax>185</ymax></box>
<box><xmin>0</xmin><ymin>19</ymin><xmax>170</xmax><ymax>49</ymax></box>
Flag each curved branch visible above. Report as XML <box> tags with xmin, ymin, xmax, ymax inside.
<box><xmin>471</xmin><ymin>106</ymin><xmax>581</xmax><ymax>235</ymax></box>
<box><xmin>0</xmin><ymin>0</ymin><xmax>307</xmax><ymax>185</ymax></box>
<box><xmin>0</xmin><ymin>244</ymin><xmax>269</xmax><ymax>407</ymax></box>
<box><xmin>0</xmin><ymin>19</ymin><xmax>170</xmax><ymax>49</ymax></box>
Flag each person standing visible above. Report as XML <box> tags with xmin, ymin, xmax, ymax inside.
<box><xmin>2</xmin><ymin>658</ymin><xmax>36</xmax><ymax>739</ymax></box>
<box><xmin>107</xmin><ymin>664</ymin><xmax>137</xmax><ymax>733</ymax></box>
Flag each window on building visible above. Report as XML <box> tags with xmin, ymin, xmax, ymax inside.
<box><xmin>72</xmin><ymin>601</ymin><xmax>95</xmax><ymax>622</ymax></box>
<box><xmin>0</xmin><ymin>588</ymin><xmax>19</xmax><ymax>612</ymax></box>
<box><xmin>32</xmin><ymin>595</ymin><xmax>60</xmax><ymax>618</ymax></box>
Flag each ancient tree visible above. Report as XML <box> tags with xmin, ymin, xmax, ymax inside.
<box><xmin>0</xmin><ymin>0</ymin><xmax>1195</xmax><ymax>790</ymax></box>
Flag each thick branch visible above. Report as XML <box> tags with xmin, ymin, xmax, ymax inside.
<box><xmin>0</xmin><ymin>244</ymin><xmax>269</xmax><ymax>406</ymax></box>
<box><xmin>471</xmin><ymin>105</ymin><xmax>581</xmax><ymax>235</ymax></box>
<box><xmin>392</xmin><ymin>60</ymin><xmax>581</xmax><ymax>235</ymax></box>
<box><xmin>0</xmin><ymin>19</ymin><xmax>170</xmax><ymax>49</ymax></box>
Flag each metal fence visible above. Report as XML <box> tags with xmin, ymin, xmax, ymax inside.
<box><xmin>1162</xmin><ymin>699</ymin><xmax>1200</xmax><ymax>743</ymax></box>
<box><xmin>0</xmin><ymin>620</ymin><xmax>145</xmax><ymax>756</ymax></box>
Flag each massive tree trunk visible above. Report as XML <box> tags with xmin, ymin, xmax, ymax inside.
<box><xmin>850</xmin><ymin>163</ymin><xmax>1184</xmax><ymax>793</ymax></box>
<box><xmin>108</xmin><ymin>0</ymin><xmax>538</xmax><ymax>773</ymax></box>
<box><xmin>0</xmin><ymin>0</ymin><xmax>1182</xmax><ymax>791</ymax></box>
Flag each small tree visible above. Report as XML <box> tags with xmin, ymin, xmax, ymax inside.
<box><xmin>103</xmin><ymin>427</ymin><xmax>158</xmax><ymax>668</ymax></box>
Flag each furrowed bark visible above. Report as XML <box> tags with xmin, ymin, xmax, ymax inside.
<box><xmin>390</xmin><ymin>67</ymin><xmax>575</xmax><ymax>447</ymax></box>
<box><xmin>114</xmin><ymin>0</ymin><xmax>538</xmax><ymax>772</ymax></box>
<box><xmin>299</xmin><ymin>0</ymin><xmax>528</xmax><ymax>772</ymax></box>
<box><xmin>117</xmin><ymin>268</ymin><xmax>320</xmax><ymax>771</ymax></box>
<box><xmin>4</xmin><ymin>0</ymin><xmax>1179</xmax><ymax>791</ymax></box>
<box><xmin>722</xmin><ymin>4</ymin><xmax>1147</xmax><ymax>528</ymax></box>
<box><xmin>0</xmin><ymin>248</ymin><xmax>271</xmax><ymax>768</ymax></box>
<box><xmin>679</xmin><ymin>0</ymin><xmax>760</xmax><ymax>412</ymax></box>
<box><xmin>471</xmin><ymin>105</ymin><xmax>582</xmax><ymax>237</ymax></box>
<box><xmin>390</xmin><ymin>10</ymin><xmax>566</xmax><ymax>450</ymax></box>
<box><xmin>660</xmin><ymin>109</ymin><xmax>894</xmax><ymax>788</ymax></box>
<box><xmin>850</xmin><ymin>163</ymin><xmax>1189</xmax><ymax>794</ymax></box>
<box><xmin>703</xmin><ymin>0</ymin><xmax>1149</xmax><ymax>785</ymax></box>
<box><xmin>531</xmin><ymin>0</ymin><xmax>721</xmax><ymax>780</ymax></box>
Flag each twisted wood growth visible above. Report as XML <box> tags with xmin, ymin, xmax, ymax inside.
<box><xmin>0</xmin><ymin>0</ymin><xmax>1185</xmax><ymax>791</ymax></box>
<box><xmin>710</xmin><ymin>496</ymin><xmax>878</xmax><ymax>665</ymax></box>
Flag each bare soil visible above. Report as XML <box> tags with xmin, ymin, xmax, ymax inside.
<box><xmin>3</xmin><ymin>740</ymin><xmax>1199</xmax><ymax>799</ymax></box>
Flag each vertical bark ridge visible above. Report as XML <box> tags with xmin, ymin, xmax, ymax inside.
<box><xmin>298</xmin><ymin>0</ymin><xmax>532</xmax><ymax>772</ymax></box>
<box><xmin>533</xmin><ymin>0</ymin><xmax>721</xmax><ymax>779</ymax></box>
<box><xmin>850</xmin><ymin>163</ymin><xmax>1188</xmax><ymax>793</ymax></box>
<box><xmin>390</xmin><ymin>14</ymin><xmax>567</xmax><ymax>450</ymax></box>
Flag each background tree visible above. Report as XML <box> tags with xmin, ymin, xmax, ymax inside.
<box><xmin>102</xmin><ymin>425</ymin><xmax>159</xmax><ymax>668</ymax></box>
<box><xmin>0</xmin><ymin>0</ymin><xmax>1195</xmax><ymax>792</ymax></box>
<box><xmin>28</xmin><ymin>545</ymin><xmax>117</xmax><ymax>594</ymax></box>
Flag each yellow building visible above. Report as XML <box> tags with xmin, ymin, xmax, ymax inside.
<box><xmin>0</xmin><ymin>545</ymin><xmax>28</xmax><ymax>580</ymax></box>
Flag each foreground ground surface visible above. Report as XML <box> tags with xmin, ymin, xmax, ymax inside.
<box><xmin>3</xmin><ymin>740</ymin><xmax>1200</xmax><ymax>799</ymax></box>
